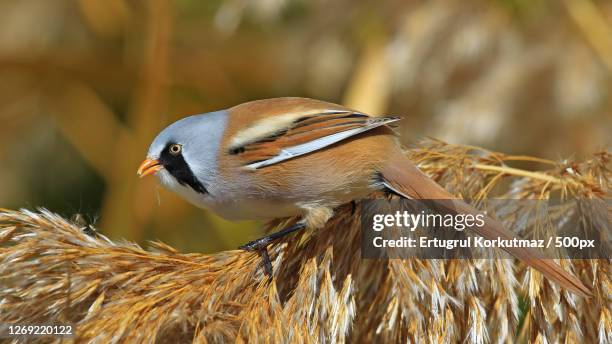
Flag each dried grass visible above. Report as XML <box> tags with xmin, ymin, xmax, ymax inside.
<box><xmin>1</xmin><ymin>140</ymin><xmax>610</xmax><ymax>343</ymax></box>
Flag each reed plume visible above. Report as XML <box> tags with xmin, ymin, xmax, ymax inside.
<box><xmin>1</xmin><ymin>140</ymin><xmax>609</xmax><ymax>343</ymax></box>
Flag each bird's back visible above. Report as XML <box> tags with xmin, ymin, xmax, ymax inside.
<box><xmin>210</xmin><ymin>97</ymin><xmax>403</xmax><ymax>218</ymax></box>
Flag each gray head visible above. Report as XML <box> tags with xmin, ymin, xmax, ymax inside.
<box><xmin>139</xmin><ymin>110</ymin><xmax>228</xmax><ymax>199</ymax></box>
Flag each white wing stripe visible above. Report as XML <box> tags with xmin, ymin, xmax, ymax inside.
<box><xmin>245</xmin><ymin>117</ymin><xmax>400</xmax><ymax>169</ymax></box>
<box><xmin>229</xmin><ymin>109</ymin><xmax>352</xmax><ymax>149</ymax></box>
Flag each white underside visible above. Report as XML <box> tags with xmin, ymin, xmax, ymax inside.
<box><xmin>156</xmin><ymin>169</ymin><xmax>302</xmax><ymax>220</ymax></box>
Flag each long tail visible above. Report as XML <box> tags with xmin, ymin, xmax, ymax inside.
<box><xmin>380</xmin><ymin>156</ymin><xmax>592</xmax><ymax>297</ymax></box>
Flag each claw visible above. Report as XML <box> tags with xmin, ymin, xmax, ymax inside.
<box><xmin>259</xmin><ymin>249</ymin><xmax>273</xmax><ymax>279</ymax></box>
<box><xmin>239</xmin><ymin>222</ymin><xmax>307</xmax><ymax>276</ymax></box>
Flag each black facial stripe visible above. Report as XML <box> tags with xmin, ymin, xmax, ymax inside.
<box><xmin>159</xmin><ymin>143</ymin><xmax>208</xmax><ymax>194</ymax></box>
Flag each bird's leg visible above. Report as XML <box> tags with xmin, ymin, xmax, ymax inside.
<box><xmin>258</xmin><ymin>249</ymin><xmax>274</xmax><ymax>277</ymax></box>
<box><xmin>239</xmin><ymin>222</ymin><xmax>306</xmax><ymax>251</ymax></box>
<box><xmin>239</xmin><ymin>222</ymin><xmax>306</xmax><ymax>277</ymax></box>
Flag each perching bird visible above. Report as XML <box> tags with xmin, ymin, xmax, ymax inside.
<box><xmin>137</xmin><ymin>97</ymin><xmax>591</xmax><ymax>296</ymax></box>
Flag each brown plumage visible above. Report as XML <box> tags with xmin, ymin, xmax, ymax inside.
<box><xmin>381</xmin><ymin>156</ymin><xmax>592</xmax><ymax>297</ymax></box>
<box><xmin>141</xmin><ymin>97</ymin><xmax>592</xmax><ymax>297</ymax></box>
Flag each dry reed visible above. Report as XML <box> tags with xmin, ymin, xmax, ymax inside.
<box><xmin>0</xmin><ymin>140</ymin><xmax>609</xmax><ymax>343</ymax></box>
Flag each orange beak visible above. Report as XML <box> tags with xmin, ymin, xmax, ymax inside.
<box><xmin>137</xmin><ymin>158</ymin><xmax>162</xmax><ymax>178</ymax></box>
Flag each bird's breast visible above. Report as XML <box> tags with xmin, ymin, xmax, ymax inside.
<box><xmin>205</xmin><ymin>198</ymin><xmax>302</xmax><ymax>221</ymax></box>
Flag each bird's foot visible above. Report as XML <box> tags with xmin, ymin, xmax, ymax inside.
<box><xmin>240</xmin><ymin>239</ymin><xmax>274</xmax><ymax>278</ymax></box>
<box><xmin>239</xmin><ymin>237</ymin><xmax>273</xmax><ymax>251</ymax></box>
<box><xmin>257</xmin><ymin>249</ymin><xmax>274</xmax><ymax>278</ymax></box>
<box><xmin>239</xmin><ymin>222</ymin><xmax>306</xmax><ymax>278</ymax></box>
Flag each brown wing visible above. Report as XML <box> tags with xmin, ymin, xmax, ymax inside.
<box><xmin>228</xmin><ymin>109</ymin><xmax>400</xmax><ymax>169</ymax></box>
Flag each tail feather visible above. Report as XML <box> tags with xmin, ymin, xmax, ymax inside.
<box><xmin>381</xmin><ymin>157</ymin><xmax>592</xmax><ymax>297</ymax></box>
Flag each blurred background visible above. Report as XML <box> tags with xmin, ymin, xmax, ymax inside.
<box><xmin>1</xmin><ymin>0</ymin><xmax>610</xmax><ymax>252</ymax></box>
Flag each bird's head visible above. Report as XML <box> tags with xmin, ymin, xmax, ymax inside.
<box><xmin>137</xmin><ymin>110</ymin><xmax>228</xmax><ymax>197</ymax></box>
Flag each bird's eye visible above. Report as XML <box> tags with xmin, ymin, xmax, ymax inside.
<box><xmin>169</xmin><ymin>144</ymin><xmax>182</xmax><ymax>155</ymax></box>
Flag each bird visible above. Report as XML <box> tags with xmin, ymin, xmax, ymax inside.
<box><xmin>137</xmin><ymin>97</ymin><xmax>591</xmax><ymax>297</ymax></box>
